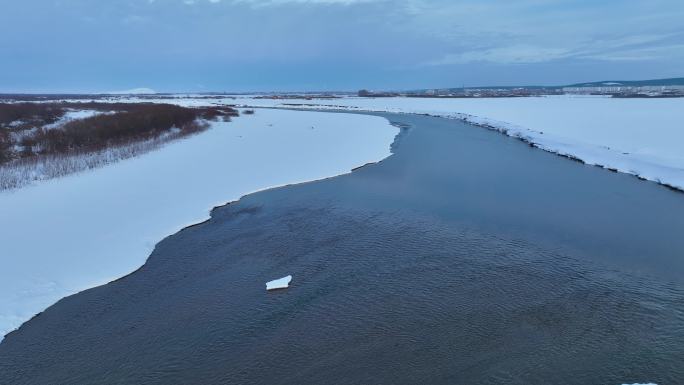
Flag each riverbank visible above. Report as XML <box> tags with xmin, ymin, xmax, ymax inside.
<box><xmin>238</xmin><ymin>95</ymin><xmax>684</xmax><ymax>193</ymax></box>
<box><xmin>1</xmin><ymin>111</ymin><xmax>681</xmax><ymax>384</ymax></box>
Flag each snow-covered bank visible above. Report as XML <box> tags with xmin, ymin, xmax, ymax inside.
<box><xmin>0</xmin><ymin>109</ymin><xmax>397</xmax><ymax>341</ymax></box>
<box><xmin>236</xmin><ymin>96</ymin><xmax>684</xmax><ymax>192</ymax></box>
<box><xmin>1</xmin><ymin>127</ymin><xmax>197</xmax><ymax>191</ymax></box>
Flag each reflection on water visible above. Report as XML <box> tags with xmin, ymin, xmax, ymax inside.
<box><xmin>1</xmin><ymin>112</ymin><xmax>683</xmax><ymax>384</ymax></box>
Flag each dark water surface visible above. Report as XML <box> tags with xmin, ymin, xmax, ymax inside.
<box><xmin>1</xmin><ymin>112</ymin><xmax>684</xmax><ymax>384</ymax></box>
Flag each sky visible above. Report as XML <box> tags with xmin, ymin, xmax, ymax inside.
<box><xmin>0</xmin><ymin>0</ymin><xmax>683</xmax><ymax>92</ymax></box>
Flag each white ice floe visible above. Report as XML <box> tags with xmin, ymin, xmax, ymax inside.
<box><xmin>0</xmin><ymin>108</ymin><xmax>397</xmax><ymax>341</ymax></box>
<box><xmin>234</xmin><ymin>95</ymin><xmax>684</xmax><ymax>191</ymax></box>
<box><xmin>266</xmin><ymin>275</ymin><xmax>293</xmax><ymax>291</ymax></box>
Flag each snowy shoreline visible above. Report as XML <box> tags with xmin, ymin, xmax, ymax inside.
<box><xmin>0</xmin><ymin>109</ymin><xmax>398</xmax><ymax>341</ymax></box>
<box><xmin>418</xmin><ymin>110</ymin><xmax>683</xmax><ymax>193</ymax></box>
<box><xmin>235</xmin><ymin>96</ymin><xmax>684</xmax><ymax>193</ymax></box>
<box><xmin>262</xmin><ymin>104</ymin><xmax>684</xmax><ymax>193</ymax></box>
<box><xmin>431</xmin><ymin>111</ymin><xmax>684</xmax><ymax>193</ymax></box>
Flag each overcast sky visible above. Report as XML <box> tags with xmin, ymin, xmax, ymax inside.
<box><xmin>1</xmin><ymin>0</ymin><xmax>683</xmax><ymax>92</ymax></box>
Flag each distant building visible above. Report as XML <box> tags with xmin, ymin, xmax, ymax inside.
<box><xmin>563</xmin><ymin>85</ymin><xmax>684</xmax><ymax>95</ymax></box>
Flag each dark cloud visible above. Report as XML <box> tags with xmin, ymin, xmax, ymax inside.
<box><xmin>1</xmin><ymin>0</ymin><xmax>682</xmax><ymax>92</ymax></box>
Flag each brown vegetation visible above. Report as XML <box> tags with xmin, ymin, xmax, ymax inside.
<box><xmin>0</xmin><ymin>102</ymin><xmax>239</xmax><ymax>190</ymax></box>
<box><xmin>0</xmin><ymin>102</ymin><xmax>238</xmax><ymax>164</ymax></box>
<box><xmin>0</xmin><ymin>103</ymin><xmax>65</xmax><ymax>129</ymax></box>
<box><xmin>0</xmin><ymin>130</ymin><xmax>11</xmax><ymax>163</ymax></box>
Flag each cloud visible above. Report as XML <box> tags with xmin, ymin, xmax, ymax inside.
<box><xmin>122</xmin><ymin>14</ymin><xmax>147</xmax><ymax>24</ymax></box>
<box><xmin>176</xmin><ymin>0</ymin><xmax>378</xmax><ymax>6</ymax></box>
<box><xmin>377</xmin><ymin>0</ymin><xmax>682</xmax><ymax>66</ymax></box>
<box><xmin>231</xmin><ymin>0</ymin><xmax>384</xmax><ymax>6</ymax></box>
<box><xmin>2</xmin><ymin>0</ymin><xmax>683</xmax><ymax>90</ymax></box>
<box><xmin>428</xmin><ymin>46</ymin><xmax>573</xmax><ymax>65</ymax></box>
<box><xmin>427</xmin><ymin>34</ymin><xmax>684</xmax><ymax>65</ymax></box>
<box><xmin>581</xmin><ymin>43</ymin><xmax>684</xmax><ymax>62</ymax></box>
<box><xmin>106</xmin><ymin>87</ymin><xmax>157</xmax><ymax>95</ymax></box>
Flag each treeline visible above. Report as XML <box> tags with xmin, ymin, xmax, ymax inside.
<box><xmin>0</xmin><ymin>102</ymin><xmax>239</xmax><ymax>163</ymax></box>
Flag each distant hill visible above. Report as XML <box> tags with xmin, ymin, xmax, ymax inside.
<box><xmin>564</xmin><ymin>78</ymin><xmax>684</xmax><ymax>87</ymax></box>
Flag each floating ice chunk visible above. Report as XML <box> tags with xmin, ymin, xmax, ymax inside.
<box><xmin>266</xmin><ymin>275</ymin><xmax>292</xmax><ymax>291</ymax></box>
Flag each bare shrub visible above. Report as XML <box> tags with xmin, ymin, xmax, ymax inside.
<box><xmin>0</xmin><ymin>130</ymin><xmax>11</xmax><ymax>163</ymax></box>
<box><xmin>0</xmin><ymin>103</ymin><xmax>240</xmax><ymax>190</ymax></box>
<box><xmin>1</xmin><ymin>103</ymin><xmax>239</xmax><ymax>162</ymax></box>
<box><xmin>0</xmin><ymin>128</ymin><xmax>206</xmax><ymax>191</ymax></box>
<box><xmin>0</xmin><ymin>103</ymin><xmax>65</xmax><ymax>128</ymax></box>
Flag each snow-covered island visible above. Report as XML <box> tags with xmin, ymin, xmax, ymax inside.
<box><xmin>0</xmin><ymin>108</ymin><xmax>397</xmax><ymax>341</ymax></box>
